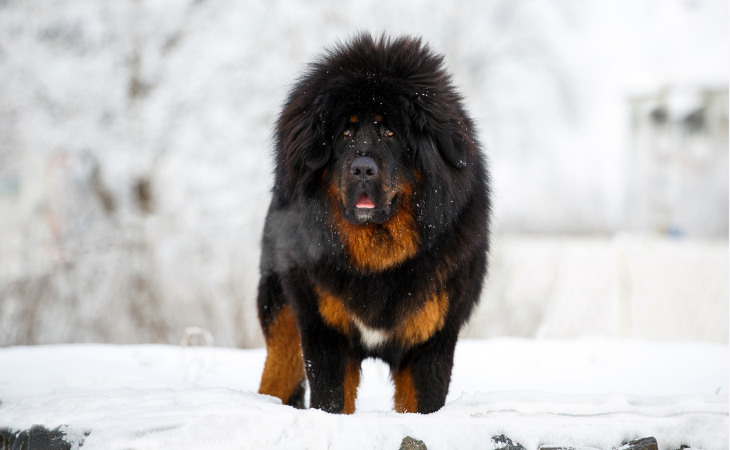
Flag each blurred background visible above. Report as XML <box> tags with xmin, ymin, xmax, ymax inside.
<box><xmin>0</xmin><ymin>0</ymin><xmax>727</xmax><ymax>348</ymax></box>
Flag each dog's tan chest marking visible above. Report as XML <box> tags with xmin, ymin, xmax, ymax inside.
<box><xmin>395</xmin><ymin>288</ymin><xmax>449</xmax><ymax>346</ymax></box>
<box><xmin>317</xmin><ymin>287</ymin><xmax>352</xmax><ymax>334</ymax></box>
<box><xmin>327</xmin><ymin>181</ymin><xmax>419</xmax><ymax>273</ymax></box>
<box><xmin>316</xmin><ymin>286</ymin><xmax>449</xmax><ymax>349</ymax></box>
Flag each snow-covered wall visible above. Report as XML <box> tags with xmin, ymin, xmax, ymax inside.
<box><xmin>0</xmin><ymin>0</ymin><xmax>727</xmax><ymax>347</ymax></box>
<box><xmin>463</xmin><ymin>234</ymin><xmax>728</xmax><ymax>343</ymax></box>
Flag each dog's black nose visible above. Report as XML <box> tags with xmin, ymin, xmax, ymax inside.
<box><xmin>350</xmin><ymin>156</ymin><xmax>378</xmax><ymax>180</ymax></box>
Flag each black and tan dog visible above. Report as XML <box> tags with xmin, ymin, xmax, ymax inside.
<box><xmin>257</xmin><ymin>34</ymin><xmax>490</xmax><ymax>414</ymax></box>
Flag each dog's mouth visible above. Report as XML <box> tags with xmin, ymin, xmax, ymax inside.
<box><xmin>342</xmin><ymin>187</ymin><xmax>396</xmax><ymax>225</ymax></box>
<box><xmin>355</xmin><ymin>192</ymin><xmax>376</xmax><ymax>209</ymax></box>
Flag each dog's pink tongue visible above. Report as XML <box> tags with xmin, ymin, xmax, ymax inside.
<box><xmin>356</xmin><ymin>192</ymin><xmax>376</xmax><ymax>209</ymax></box>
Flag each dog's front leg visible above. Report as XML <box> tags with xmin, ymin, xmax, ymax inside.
<box><xmin>299</xmin><ymin>319</ymin><xmax>361</xmax><ymax>414</ymax></box>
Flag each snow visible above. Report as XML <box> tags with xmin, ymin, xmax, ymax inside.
<box><xmin>0</xmin><ymin>2</ymin><xmax>726</xmax><ymax>447</ymax></box>
<box><xmin>1</xmin><ymin>338</ymin><xmax>727</xmax><ymax>449</ymax></box>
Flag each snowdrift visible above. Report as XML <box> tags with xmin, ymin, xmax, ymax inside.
<box><xmin>0</xmin><ymin>338</ymin><xmax>727</xmax><ymax>449</ymax></box>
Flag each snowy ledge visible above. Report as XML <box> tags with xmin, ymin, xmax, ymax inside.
<box><xmin>0</xmin><ymin>339</ymin><xmax>726</xmax><ymax>449</ymax></box>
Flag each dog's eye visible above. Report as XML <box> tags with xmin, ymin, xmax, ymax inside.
<box><xmin>385</xmin><ymin>129</ymin><xmax>394</xmax><ymax>138</ymax></box>
<box><xmin>343</xmin><ymin>130</ymin><xmax>352</xmax><ymax>138</ymax></box>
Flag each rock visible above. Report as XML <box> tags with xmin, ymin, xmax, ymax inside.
<box><xmin>493</xmin><ymin>434</ymin><xmax>527</xmax><ymax>450</ymax></box>
<box><xmin>539</xmin><ymin>437</ymin><xmax>659</xmax><ymax>450</ymax></box>
<box><xmin>400</xmin><ymin>436</ymin><xmax>428</xmax><ymax>450</ymax></box>
<box><xmin>620</xmin><ymin>437</ymin><xmax>658</xmax><ymax>450</ymax></box>
<box><xmin>0</xmin><ymin>425</ymin><xmax>72</xmax><ymax>450</ymax></box>
<box><xmin>540</xmin><ymin>446</ymin><xmax>601</xmax><ymax>450</ymax></box>
<box><xmin>0</xmin><ymin>428</ymin><xmax>15</xmax><ymax>450</ymax></box>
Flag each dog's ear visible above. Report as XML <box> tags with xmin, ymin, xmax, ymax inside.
<box><xmin>277</xmin><ymin>106</ymin><xmax>330</xmax><ymax>172</ymax></box>
<box><xmin>410</xmin><ymin>107</ymin><xmax>468</xmax><ymax>170</ymax></box>
<box><xmin>303</xmin><ymin>124</ymin><xmax>331</xmax><ymax>171</ymax></box>
<box><xmin>434</xmin><ymin>125</ymin><xmax>467</xmax><ymax>169</ymax></box>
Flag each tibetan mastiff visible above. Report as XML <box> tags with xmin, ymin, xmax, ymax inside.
<box><xmin>257</xmin><ymin>34</ymin><xmax>490</xmax><ymax>414</ymax></box>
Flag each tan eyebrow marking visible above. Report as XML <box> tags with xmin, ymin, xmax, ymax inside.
<box><xmin>374</xmin><ymin>114</ymin><xmax>382</xmax><ymax>122</ymax></box>
<box><xmin>349</xmin><ymin>115</ymin><xmax>359</xmax><ymax>123</ymax></box>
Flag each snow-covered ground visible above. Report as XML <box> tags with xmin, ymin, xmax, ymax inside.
<box><xmin>1</xmin><ymin>338</ymin><xmax>727</xmax><ymax>449</ymax></box>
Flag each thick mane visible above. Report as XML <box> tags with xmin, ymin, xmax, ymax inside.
<box><xmin>273</xmin><ymin>32</ymin><xmax>488</xmax><ymax>242</ymax></box>
<box><xmin>317</xmin><ymin>34</ymin><xmax>447</xmax><ymax>100</ymax></box>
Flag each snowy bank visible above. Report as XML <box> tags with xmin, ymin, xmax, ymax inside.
<box><xmin>0</xmin><ymin>338</ymin><xmax>726</xmax><ymax>449</ymax></box>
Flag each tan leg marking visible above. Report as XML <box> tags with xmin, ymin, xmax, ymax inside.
<box><xmin>393</xmin><ymin>365</ymin><xmax>418</xmax><ymax>413</ymax></box>
<box><xmin>343</xmin><ymin>359</ymin><xmax>361</xmax><ymax>414</ymax></box>
<box><xmin>258</xmin><ymin>305</ymin><xmax>305</xmax><ymax>405</ymax></box>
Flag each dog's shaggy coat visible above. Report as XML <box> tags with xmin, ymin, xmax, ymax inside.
<box><xmin>257</xmin><ymin>34</ymin><xmax>490</xmax><ymax>414</ymax></box>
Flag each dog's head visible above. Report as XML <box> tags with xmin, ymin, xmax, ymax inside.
<box><xmin>273</xmin><ymin>33</ymin><xmax>484</xmax><ymax>239</ymax></box>
<box><xmin>329</xmin><ymin>112</ymin><xmax>413</xmax><ymax>225</ymax></box>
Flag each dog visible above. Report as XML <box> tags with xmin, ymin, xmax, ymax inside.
<box><xmin>257</xmin><ymin>33</ymin><xmax>490</xmax><ymax>414</ymax></box>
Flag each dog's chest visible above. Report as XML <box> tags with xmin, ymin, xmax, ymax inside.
<box><xmin>316</xmin><ymin>286</ymin><xmax>449</xmax><ymax>350</ymax></box>
<box><xmin>351</xmin><ymin>316</ymin><xmax>390</xmax><ymax>349</ymax></box>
